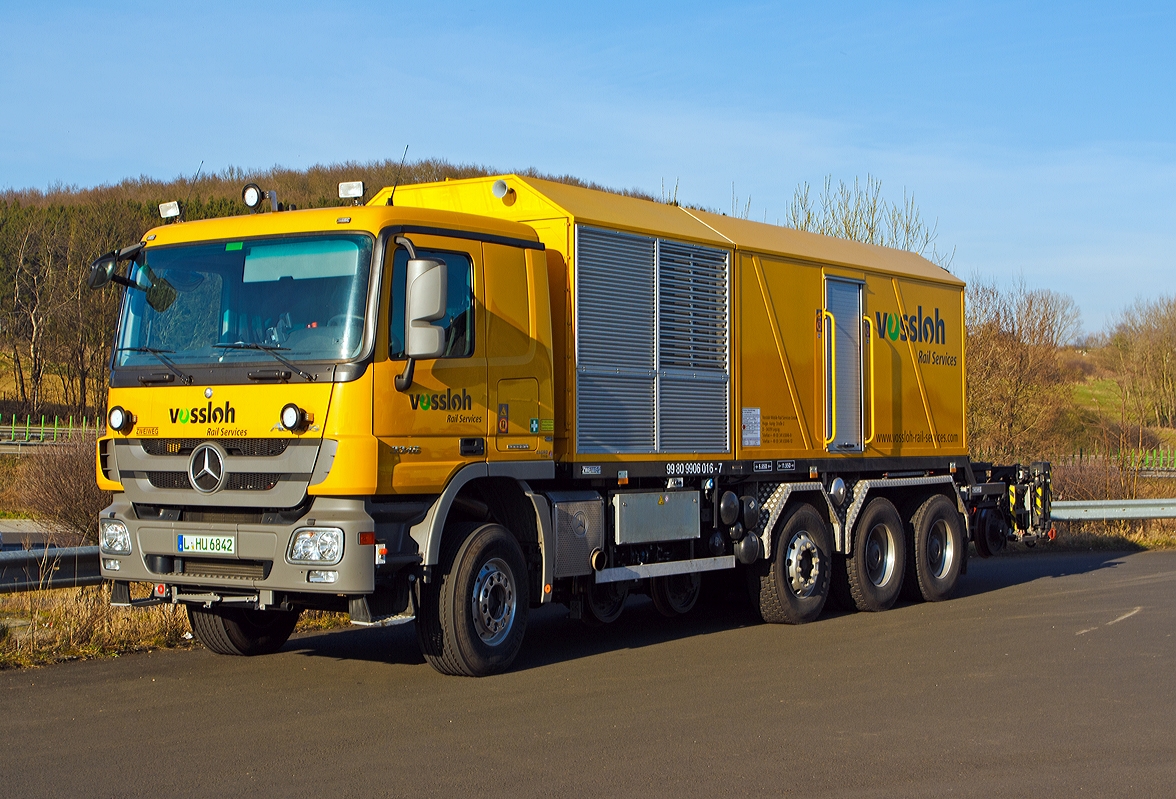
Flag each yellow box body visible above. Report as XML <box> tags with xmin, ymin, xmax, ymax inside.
<box><xmin>376</xmin><ymin>176</ymin><xmax>967</xmax><ymax>469</ymax></box>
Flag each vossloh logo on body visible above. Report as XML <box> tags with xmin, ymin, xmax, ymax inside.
<box><xmin>169</xmin><ymin>401</ymin><xmax>236</xmax><ymax>425</ymax></box>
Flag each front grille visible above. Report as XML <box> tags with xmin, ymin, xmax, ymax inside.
<box><xmin>180</xmin><ymin>558</ymin><xmax>271</xmax><ymax>580</ymax></box>
<box><xmin>140</xmin><ymin>438</ymin><xmax>291</xmax><ymax>457</ymax></box>
<box><xmin>147</xmin><ymin>471</ymin><xmax>191</xmax><ymax>490</ymax></box>
<box><xmin>144</xmin><ymin>472</ymin><xmax>281</xmax><ymax>491</ymax></box>
<box><xmin>226</xmin><ymin>473</ymin><xmax>281</xmax><ymax>491</ymax></box>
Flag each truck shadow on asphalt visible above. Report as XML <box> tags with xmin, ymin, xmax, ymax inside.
<box><xmin>282</xmin><ymin>550</ymin><xmax>1137</xmax><ymax>670</ymax></box>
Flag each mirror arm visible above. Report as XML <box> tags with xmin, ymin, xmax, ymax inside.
<box><xmin>110</xmin><ymin>274</ymin><xmax>135</xmax><ymax>288</ymax></box>
<box><xmin>394</xmin><ymin>235</ymin><xmax>417</xmax><ymax>259</ymax></box>
<box><xmin>118</xmin><ymin>242</ymin><xmax>145</xmax><ymax>261</ymax></box>
<box><xmin>393</xmin><ymin>234</ymin><xmax>420</xmax><ymax>391</ymax></box>
<box><xmin>394</xmin><ymin>358</ymin><xmax>415</xmax><ymax>392</ymax></box>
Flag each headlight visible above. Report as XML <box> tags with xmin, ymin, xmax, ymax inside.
<box><xmin>100</xmin><ymin>519</ymin><xmax>132</xmax><ymax>555</ymax></box>
<box><xmin>108</xmin><ymin>406</ymin><xmax>134</xmax><ymax>433</ymax></box>
<box><xmin>287</xmin><ymin>527</ymin><xmax>343</xmax><ymax>565</ymax></box>
<box><xmin>280</xmin><ymin>403</ymin><xmax>311</xmax><ymax>432</ymax></box>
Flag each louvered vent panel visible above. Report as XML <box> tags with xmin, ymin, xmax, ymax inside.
<box><xmin>573</xmin><ymin>227</ymin><xmax>731</xmax><ymax>455</ymax></box>
<box><xmin>657</xmin><ymin>241</ymin><xmax>729</xmax><ymax>372</ymax></box>
<box><xmin>659</xmin><ymin>377</ymin><xmax>729</xmax><ymax>452</ymax></box>
<box><xmin>657</xmin><ymin>240</ymin><xmax>730</xmax><ymax>453</ymax></box>
<box><xmin>575</xmin><ymin>227</ymin><xmax>656</xmax><ymax>453</ymax></box>
<box><xmin>576</xmin><ymin>374</ymin><xmax>656</xmax><ymax>453</ymax></box>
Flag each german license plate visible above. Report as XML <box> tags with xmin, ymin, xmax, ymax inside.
<box><xmin>177</xmin><ymin>534</ymin><xmax>235</xmax><ymax>555</ymax></box>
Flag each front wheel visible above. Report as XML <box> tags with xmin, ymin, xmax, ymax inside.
<box><xmin>187</xmin><ymin>605</ymin><xmax>300</xmax><ymax>656</ymax></box>
<box><xmin>417</xmin><ymin>523</ymin><xmax>529</xmax><ymax>677</ymax></box>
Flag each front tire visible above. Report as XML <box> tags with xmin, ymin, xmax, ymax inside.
<box><xmin>187</xmin><ymin>605</ymin><xmax>300</xmax><ymax>656</ymax></box>
<box><xmin>417</xmin><ymin>523</ymin><xmax>529</xmax><ymax>677</ymax></box>
<box><xmin>846</xmin><ymin>497</ymin><xmax>906</xmax><ymax>611</ymax></box>
<box><xmin>751</xmin><ymin>503</ymin><xmax>832</xmax><ymax>624</ymax></box>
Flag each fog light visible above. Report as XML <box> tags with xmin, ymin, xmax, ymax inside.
<box><xmin>100</xmin><ymin>519</ymin><xmax>131</xmax><ymax>555</ymax></box>
<box><xmin>287</xmin><ymin>527</ymin><xmax>344</xmax><ymax>565</ymax></box>
<box><xmin>102</xmin><ymin>558</ymin><xmax>121</xmax><ymax>571</ymax></box>
<box><xmin>308</xmin><ymin>570</ymin><xmax>338</xmax><ymax>584</ymax></box>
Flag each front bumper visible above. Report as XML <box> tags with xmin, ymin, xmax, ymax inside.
<box><xmin>97</xmin><ymin>495</ymin><xmax>378</xmax><ymax>597</ymax></box>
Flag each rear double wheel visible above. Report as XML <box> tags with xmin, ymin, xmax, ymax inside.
<box><xmin>416</xmin><ymin>523</ymin><xmax>529</xmax><ymax>677</ymax></box>
<box><xmin>750</xmin><ymin>503</ymin><xmax>833</xmax><ymax>624</ymax></box>
<box><xmin>187</xmin><ymin>605</ymin><xmax>301</xmax><ymax>656</ymax></box>
<box><xmin>846</xmin><ymin>497</ymin><xmax>906</xmax><ymax>611</ymax></box>
<box><xmin>902</xmin><ymin>494</ymin><xmax>965</xmax><ymax>602</ymax></box>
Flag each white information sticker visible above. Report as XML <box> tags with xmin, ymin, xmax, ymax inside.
<box><xmin>741</xmin><ymin>407</ymin><xmax>761</xmax><ymax>447</ymax></box>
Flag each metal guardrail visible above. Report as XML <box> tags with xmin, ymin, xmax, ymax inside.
<box><xmin>0</xmin><ymin>414</ymin><xmax>101</xmax><ymax>448</ymax></box>
<box><xmin>0</xmin><ymin>546</ymin><xmax>102</xmax><ymax>593</ymax></box>
<box><xmin>1050</xmin><ymin>499</ymin><xmax>1176</xmax><ymax>521</ymax></box>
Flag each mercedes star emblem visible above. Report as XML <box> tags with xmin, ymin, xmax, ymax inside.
<box><xmin>188</xmin><ymin>443</ymin><xmax>225</xmax><ymax>493</ymax></box>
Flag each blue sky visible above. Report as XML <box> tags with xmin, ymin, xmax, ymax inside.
<box><xmin>1</xmin><ymin>1</ymin><xmax>1172</xmax><ymax>332</ymax></box>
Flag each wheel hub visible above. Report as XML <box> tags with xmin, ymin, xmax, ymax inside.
<box><xmin>785</xmin><ymin>531</ymin><xmax>821</xmax><ymax>597</ymax></box>
<box><xmin>927</xmin><ymin>520</ymin><xmax>954</xmax><ymax>579</ymax></box>
<box><xmin>865</xmin><ymin>523</ymin><xmax>895</xmax><ymax>587</ymax></box>
<box><xmin>471</xmin><ymin>557</ymin><xmax>516</xmax><ymax>646</ymax></box>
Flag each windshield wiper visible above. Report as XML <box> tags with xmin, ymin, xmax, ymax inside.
<box><xmin>213</xmin><ymin>343</ymin><xmax>316</xmax><ymax>382</ymax></box>
<box><xmin>117</xmin><ymin>347</ymin><xmax>192</xmax><ymax>385</ymax></box>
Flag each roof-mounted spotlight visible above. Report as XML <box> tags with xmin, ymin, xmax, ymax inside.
<box><xmin>242</xmin><ymin>183</ymin><xmax>264</xmax><ymax>210</ymax></box>
<box><xmin>491</xmin><ymin>179</ymin><xmax>517</xmax><ymax>206</ymax></box>
<box><xmin>158</xmin><ymin>201</ymin><xmax>181</xmax><ymax>221</ymax></box>
<box><xmin>339</xmin><ymin>181</ymin><xmax>365</xmax><ymax>205</ymax></box>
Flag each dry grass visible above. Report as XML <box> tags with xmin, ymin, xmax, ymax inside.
<box><xmin>0</xmin><ymin>582</ymin><xmax>350</xmax><ymax>669</ymax></box>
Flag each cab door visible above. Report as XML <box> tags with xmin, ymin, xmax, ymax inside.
<box><xmin>373</xmin><ymin>233</ymin><xmax>487</xmax><ymax>493</ymax></box>
<box><xmin>484</xmin><ymin>243</ymin><xmax>553</xmax><ymax>460</ymax></box>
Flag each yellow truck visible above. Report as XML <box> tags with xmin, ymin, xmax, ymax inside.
<box><xmin>88</xmin><ymin>175</ymin><xmax>1052</xmax><ymax>675</ymax></box>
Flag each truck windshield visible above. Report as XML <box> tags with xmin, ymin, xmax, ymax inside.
<box><xmin>114</xmin><ymin>234</ymin><xmax>374</xmax><ymax>369</ymax></box>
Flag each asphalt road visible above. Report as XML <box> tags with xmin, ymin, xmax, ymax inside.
<box><xmin>3</xmin><ymin>550</ymin><xmax>1174</xmax><ymax>798</ymax></box>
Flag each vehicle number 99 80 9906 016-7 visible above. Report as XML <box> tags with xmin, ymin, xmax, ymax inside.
<box><xmin>665</xmin><ymin>461</ymin><xmax>717</xmax><ymax>476</ymax></box>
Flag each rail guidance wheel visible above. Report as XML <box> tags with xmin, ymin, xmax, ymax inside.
<box><xmin>186</xmin><ymin>605</ymin><xmax>300</xmax><ymax>656</ymax></box>
<box><xmin>418</xmin><ymin>523</ymin><xmax>529</xmax><ymax>677</ymax></box>
<box><xmin>846</xmin><ymin>497</ymin><xmax>906</xmax><ymax>612</ymax></box>
<box><xmin>650</xmin><ymin>572</ymin><xmax>701</xmax><ymax>617</ymax></box>
<box><xmin>582</xmin><ymin>579</ymin><xmax>631</xmax><ymax>626</ymax></box>
<box><xmin>753</xmin><ymin>503</ymin><xmax>832</xmax><ymax>624</ymax></box>
<box><xmin>909</xmin><ymin>494</ymin><xmax>965</xmax><ymax>602</ymax></box>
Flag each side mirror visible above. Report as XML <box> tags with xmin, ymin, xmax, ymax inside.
<box><xmin>86</xmin><ymin>254</ymin><xmax>117</xmax><ymax>290</ymax></box>
<box><xmin>403</xmin><ymin>258</ymin><xmax>448</xmax><ymax>359</ymax></box>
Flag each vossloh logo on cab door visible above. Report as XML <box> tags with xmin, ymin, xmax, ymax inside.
<box><xmin>409</xmin><ymin>388</ymin><xmax>472</xmax><ymax>411</ymax></box>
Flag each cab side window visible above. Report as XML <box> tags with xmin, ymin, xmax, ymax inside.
<box><xmin>388</xmin><ymin>248</ymin><xmax>475</xmax><ymax>359</ymax></box>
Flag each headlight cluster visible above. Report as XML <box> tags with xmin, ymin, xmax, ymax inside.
<box><xmin>287</xmin><ymin>527</ymin><xmax>343</xmax><ymax>565</ymax></box>
<box><xmin>100</xmin><ymin>519</ymin><xmax>132</xmax><ymax>555</ymax></box>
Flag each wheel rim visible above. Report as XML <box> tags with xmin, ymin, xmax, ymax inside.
<box><xmin>926</xmin><ymin>519</ymin><xmax>955</xmax><ymax>579</ymax></box>
<box><xmin>471</xmin><ymin>557</ymin><xmax>516</xmax><ymax>646</ymax></box>
<box><xmin>785</xmin><ymin>531</ymin><xmax>821</xmax><ymax>597</ymax></box>
<box><xmin>864</xmin><ymin>522</ymin><xmax>896</xmax><ymax>587</ymax></box>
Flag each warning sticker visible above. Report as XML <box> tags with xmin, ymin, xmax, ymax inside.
<box><xmin>741</xmin><ymin>407</ymin><xmax>761</xmax><ymax>447</ymax></box>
